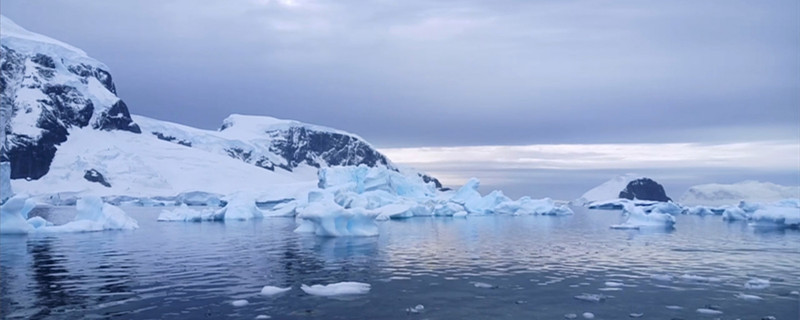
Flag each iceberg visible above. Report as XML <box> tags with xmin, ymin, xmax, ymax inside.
<box><xmin>300</xmin><ymin>282</ymin><xmax>371</xmax><ymax>296</ymax></box>
<box><xmin>0</xmin><ymin>194</ymin><xmax>37</xmax><ymax>234</ymax></box>
<box><xmin>44</xmin><ymin>196</ymin><xmax>139</xmax><ymax>232</ymax></box>
<box><xmin>610</xmin><ymin>203</ymin><xmax>675</xmax><ymax>230</ymax></box>
<box><xmin>220</xmin><ymin>193</ymin><xmax>264</xmax><ymax>221</ymax></box>
<box><xmin>294</xmin><ymin>190</ymin><xmax>379</xmax><ymax>237</ymax></box>
<box><xmin>749</xmin><ymin>199</ymin><xmax>800</xmax><ymax>229</ymax></box>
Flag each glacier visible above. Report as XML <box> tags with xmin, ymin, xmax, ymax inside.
<box><xmin>680</xmin><ymin>181</ymin><xmax>800</xmax><ymax>207</ymax></box>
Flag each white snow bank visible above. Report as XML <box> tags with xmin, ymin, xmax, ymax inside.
<box><xmin>260</xmin><ymin>285</ymin><xmax>292</xmax><ymax>296</ymax></box>
<box><xmin>610</xmin><ymin>203</ymin><xmax>675</xmax><ymax>230</ymax></box>
<box><xmin>300</xmin><ymin>282</ymin><xmax>371</xmax><ymax>296</ymax></box>
<box><xmin>157</xmin><ymin>204</ymin><xmax>223</xmax><ymax>222</ymax></box>
<box><xmin>680</xmin><ymin>181</ymin><xmax>800</xmax><ymax>207</ymax></box>
<box><xmin>574</xmin><ymin>174</ymin><xmax>642</xmax><ymax>206</ymax></box>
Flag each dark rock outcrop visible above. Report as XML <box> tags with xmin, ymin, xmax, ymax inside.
<box><xmin>265</xmin><ymin>126</ymin><xmax>390</xmax><ymax>170</ymax></box>
<box><xmin>83</xmin><ymin>169</ymin><xmax>111</xmax><ymax>187</ymax></box>
<box><xmin>619</xmin><ymin>178</ymin><xmax>671</xmax><ymax>202</ymax></box>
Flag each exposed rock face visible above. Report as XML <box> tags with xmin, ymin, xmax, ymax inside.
<box><xmin>266</xmin><ymin>126</ymin><xmax>390</xmax><ymax>171</ymax></box>
<box><xmin>1</xmin><ymin>16</ymin><xmax>140</xmax><ymax>180</ymax></box>
<box><xmin>619</xmin><ymin>178</ymin><xmax>671</xmax><ymax>202</ymax></box>
<box><xmin>83</xmin><ymin>169</ymin><xmax>111</xmax><ymax>187</ymax></box>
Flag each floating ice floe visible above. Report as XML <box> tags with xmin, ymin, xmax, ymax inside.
<box><xmin>719</xmin><ymin>199</ymin><xmax>800</xmax><ymax>229</ymax></box>
<box><xmin>744</xmin><ymin>278</ymin><xmax>770</xmax><ymax>290</ymax></box>
<box><xmin>260</xmin><ymin>285</ymin><xmax>291</xmax><ymax>296</ymax></box>
<box><xmin>735</xmin><ymin>293</ymin><xmax>763</xmax><ymax>300</ymax></box>
<box><xmin>610</xmin><ymin>203</ymin><xmax>675</xmax><ymax>230</ymax></box>
<box><xmin>472</xmin><ymin>282</ymin><xmax>495</xmax><ymax>288</ymax></box>
<box><xmin>0</xmin><ymin>194</ymin><xmax>37</xmax><ymax>234</ymax></box>
<box><xmin>231</xmin><ymin>299</ymin><xmax>249</xmax><ymax>307</ymax></box>
<box><xmin>301</xmin><ymin>282</ymin><xmax>371</xmax><ymax>296</ymax></box>
<box><xmin>405</xmin><ymin>304</ymin><xmax>424</xmax><ymax>313</ymax></box>
<box><xmin>573</xmin><ymin>293</ymin><xmax>609</xmax><ymax>302</ymax></box>
<box><xmin>696</xmin><ymin>308</ymin><xmax>722</xmax><ymax>315</ymax></box>
<box><xmin>220</xmin><ymin>193</ymin><xmax>264</xmax><ymax>221</ymax></box>
<box><xmin>582</xmin><ymin>312</ymin><xmax>595</xmax><ymax>319</ymax></box>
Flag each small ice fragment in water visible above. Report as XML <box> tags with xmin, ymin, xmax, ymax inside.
<box><xmin>582</xmin><ymin>312</ymin><xmax>595</xmax><ymax>319</ymax></box>
<box><xmin>564</xmin><ymin>314</ymin><xmax>578</xmax><ymax>319</ymax></box>
<box><xmin>650</xmin><ymin>274</ymin><xmax>673</xmax><ymax>282</ymax></box>
<box><xmin>604</xmin><ymin>281</ymin><xmax>624</xmax><ymax>287</ymax></box>
<box><xmin>232</xmin><ymin>299</ymin><xmax>249</xmax><ymax>307</ymax></box>
<box><xmin>260</xmin><ymin>285</ymin><xmax>291</xmax><ymax>296</ymax></box>
<box><xmin>473</xmin><ymin>282</ymin><xmax>494</xmax><ymax>288</ymax></box>
<box><xmin>255</xmin><ymin>316</ymin><xmax>271</xmax><ymax>319</ymax></box>
<box><xmin>597</xmin><ymin>287</ymin><xmax>622</xmax><ymax>291</ymax></box>
<box><xmin>574</xmin><ymin>293</ymin><xmax>607</xmax><ymax>302</ymax></box>
<box><xmin>665</xmin><ymin>305</ymin><xmax>683</xmax><ymax>310</ymax></box>
<box><xmin>744</xmin><ymin>278</ymin><xmax>770</xmax><ymax>290</ymax></box>
<box><xmin>761</xmin><ymin>316</ymin><xmax>776</xmax><ymax>320</ymax></box>
<box><xmin>405</xmin><ymin>304</ymin><xmax>424</xmax><ymax>313</ymax></box>
<box><xmin>301</xmin><ymin>282</ymin><xmax>371</xmax><ymax>296</ymax></box>
<box><xmin>696</xmin><ymin>308</ymin><xmax>722</xmax><ymax>315</ymax></box>
<box><xmin>735</xmin><ymin>293</ymin><xmax>763</xmax><ymax>300</ymax></box>
<box><xmin>629</xmin><ymin>313</ymin><xmax>644</xmax><ymax>318</ymax></box>
<box><xmin>790</xmin><ymin>290</ymin><xmax>799</xmax><ymax>296</ymax></box>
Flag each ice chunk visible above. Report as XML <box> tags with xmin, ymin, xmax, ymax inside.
<box><xmin>744</xmin><ymin>278</ymin><xmax>770</xmax><ymax>290</ymax></box>
<box><xmin>45</xmin><ymin>196</ymin><xmax>139</xmax><ymax>232</ymax></box>
<box><xmin>231</xmin><ymin>299</ymin><xmax>249</xmax><ymax>307</ymax></box>
<box><xmin>582</xmin><ymin>312</ymin><xmax>595</xmax><ymax>319</ymax></box>
<box><xmin>464</xmin><ymin>190</ymin><xmax>511</xmax><ymax>214</ymax></box>
<box><xmin>318</xmin><ymin>165</ymin><xmax>436</xmax><ymax>198</ymax></box>
<box><xmin>0</xmin><ymin>194</ymin><xmax>37</xmax><ymax>234</ymax></box>
<box><xmin>221</xmin><ymin>193</ymin><xmax>264</xmax><ymax>221</ymax></box>
<box><xmin>684</xmin><ymin>205</ymin><xmax>719</xmax><ymax>216</ymax></box>
<box><xmin>564</xmin><ymin>314</ymin><xmax>578</xmax><ymax>319</ymax></box>
<box><xmin>645</xmin><ymin>202</ymin><xmax>683</xmax><ymax>215</ymax></box>
<box><xmin>255</xmin><ymin>316</ymin><xmax>271</xmax><ymax>319</ymax></box>
<box><xmin>604</xmin><ymin>281</ymin><xmax>624</xmax><ymax>287</ymax></box>
<box><xmin>495</xmin><ymin>197</ymin><xmax>574</xmax><ymax>216</ymax></box>
<box><xmin>294</xmin><ymin>190</ymin><xmax>379</xmax><ymax>237</ymax></box>
<box><xmin>451</xmin><ymin>178</ymin><xmax>482</xmax><ymax>206</ymax></box>
<box><xmin>679</xmin><ymin>274</ymin><xmax>720</xmax><ymax>283</ymax></box>
<box><xmin>27</xmin><ymin>216</ymin><xmax>53</xmax><ymax>229</ymax></box>
<box><xmin>157</xmin><ymin>204</ymin><xmax>223</xmax><ymax>222</ymax></box>
<box><xmin>573</xmin><ymin>293</ymin><xmax>608</xmax><ymax>302</ymax></box>
<box><xmin>301</xmin><ymin>282</ymin><xmax>371</xmax><ymax>296</ymax></box>
<box><xmin>260</xmin><ymin>285</ymin><xmax>291</xmax><ymax>296</ymax></box>
<box><xmin>473</xmin><ymin>282</ymin><xmax>495</xmax><ymax>288</ymax></box>
<box><xmin>749</xmin><ymin>200</ymin><xmax>800</xmax><ymax>228</ymax></box>
<box><xmin>696</xmin><ymin>308</ymin><xmax>722</xmax><ymax>315</ymax></box>
<box><xmin>734</xmin><ymin>293</ymin><xmax>763</xmax><ymax>300</ymax></box>
<box><xmin>405</xmin><ymin>304</ymin><xmax>424</xmax><ymax>313</ymax></box>
<box><xmin>722</xmin><ymin>207</ymin><xmax>748</xmax><ymax>221</ymax></box>
<box><xmin>433</xmin><ymin>202</ymin><xmax>465</xmax><ymax>216</ymax></box>
<box><xmin>611</xmin><ymin>203</ymin><xmax>675</xmax><ymax>229</ymax></box>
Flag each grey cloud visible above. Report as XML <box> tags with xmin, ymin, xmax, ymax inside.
<box><xmin>1</xmin><ymin>0</ymin><xmax>798</xmax><ymax>147</ymax></box>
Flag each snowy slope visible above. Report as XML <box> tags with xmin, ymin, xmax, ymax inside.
<box><xmin>11</xmin><ymin>126</ymin><xmax>317</xmax><ymax>199</ymax></box>
<box><xmin>679</xmin><ymin>181</ymin><xmax>800</xmax><ymax>207</ymax></box>
<box><xmin>1</xmin><ymin>15</ymin><xmax>140</xmax><ymax>180</ymax></box>
<box><xmin>573</xmin><ymin>173</ymin><xmax>642</xmax><ymax>206</ymax></box>
<box><xmin>133</xmin><ymin>114</ymin><xmax>392</xmax><ymax>173</ymax></box>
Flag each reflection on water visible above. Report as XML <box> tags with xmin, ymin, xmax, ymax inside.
<box><xmin>1</xmin><ymin>206</ymin><xmax>799</xmax><ymax>319</ymax></box>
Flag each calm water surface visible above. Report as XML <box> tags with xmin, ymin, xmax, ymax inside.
<box><xmin>1</xmin><ymin>206</ymin><xmax>799</xmax><ymax>319</ymax></box>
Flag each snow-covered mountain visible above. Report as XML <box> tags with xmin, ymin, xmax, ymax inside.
<box><xmin>1</xmin><ymin>15</ymin><xmax>140</xmax><ymax>180</ymax></box>
<box><xmin>0</xmin><ymin>15</ymin><xmax>440</xmax><ymax>200</ymax></box>
<box><xmin>679</xmin><ymin>181</ymin><xmax>800</xmax><ymax>207</ymax></box>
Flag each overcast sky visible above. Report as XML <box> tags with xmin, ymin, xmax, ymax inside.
<box><xmin>2</xmin><ymin>0</ymin><xmax>798</xmax><ymax>198</ymax></box>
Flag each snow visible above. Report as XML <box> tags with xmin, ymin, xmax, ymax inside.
<box><xmin>260</xmin><ymin>286</ymin><xmax>291</xmax><ymax>296</ymax></box>
<box><xmin>574</xmin><ymin>173</ymin><xmax>642</xmax><ymax>206</ymax></box>
<box><xmin>680</xmin><ymin>181</ymin><xmax>800</xmax><ymax>207</ymax></box>
<box><xmin>157</xmin><ymin>204</ymin><xmax>223</xmax><ymax>222</ymax></box>
<box><xmin>610</xmin><ymin>203</ymin><xmax>675</xmax><ymax>230</ymax></box>
<box><xmin>0</xmin><ymin>15</ymin><xmax>98</xmax><ymax>66</ymax></box>
<box><xmin>300</xmin><ymin>282</ymin><xmax>371</xmax><ymax>296</ymax></box>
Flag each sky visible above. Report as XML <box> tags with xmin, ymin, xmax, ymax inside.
<box><xmin>2</xmin><ymin>0</ymin><xmax>799</xmax><ymax>199</ymax></box>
